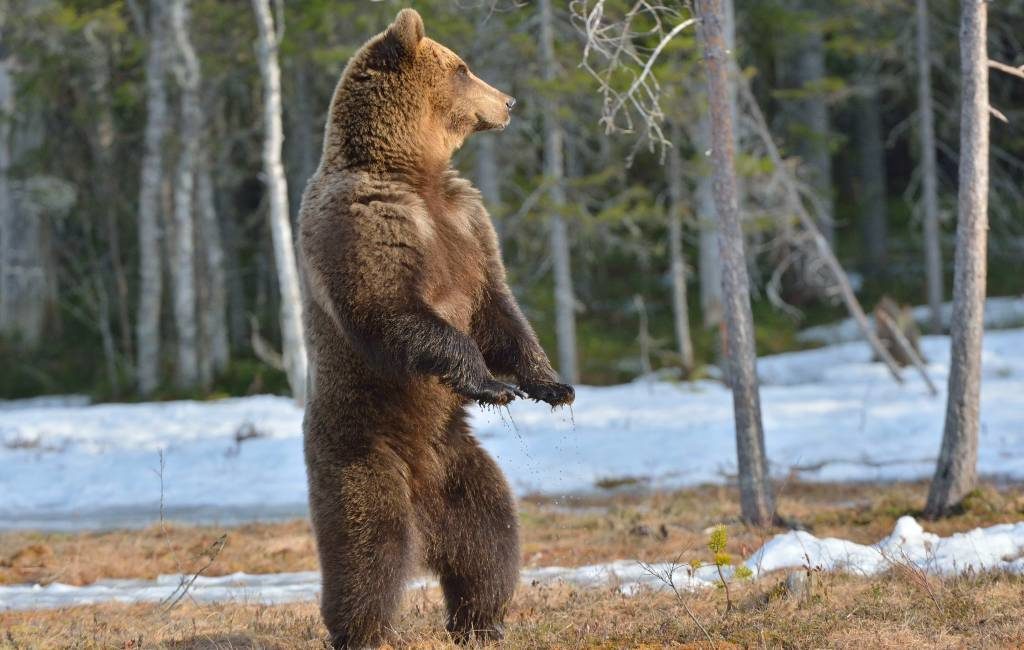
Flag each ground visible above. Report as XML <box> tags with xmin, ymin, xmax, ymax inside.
<box><xmin>4</xmin><ymin>480</ymin><xmax>1024</xmax><ymax>648</ymax></box>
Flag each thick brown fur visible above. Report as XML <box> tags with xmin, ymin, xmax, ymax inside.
<box><xmin>297</xmin><ymin>9</ymin><xmax>573</xmax><ymax>649</ymax></box>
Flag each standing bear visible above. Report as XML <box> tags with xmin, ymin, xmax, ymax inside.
<box><xmin>297</xmin><ymin>8</ymin><xmax>574</xmax><ymax>648</ymax></box>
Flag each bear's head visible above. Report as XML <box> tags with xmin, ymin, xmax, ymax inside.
<box><xmin>322</xmin><ymin>8</ymin><xmax>515</xmax><ymax>176</ymax></box>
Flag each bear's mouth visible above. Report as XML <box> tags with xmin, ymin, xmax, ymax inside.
<box><xmin>475</xmin><ymin>113</ymin><xmax>510</xmax><ymax>132</ymax></box>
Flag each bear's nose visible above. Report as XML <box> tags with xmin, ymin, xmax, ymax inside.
<box><xmin>506</xmin><ymin>97</ymin><xmax>516</xmax><ymax>110</ymax></box>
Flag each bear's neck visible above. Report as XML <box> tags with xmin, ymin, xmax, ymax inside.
<box><xmin>322</xmin><ymin>124</ymin><xmax>459</xmax><ymax>181</ymax></box>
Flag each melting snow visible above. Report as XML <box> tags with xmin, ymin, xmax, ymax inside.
<box><xmin>4</xmin><ymin>516</ymin><xmax>1024</xmax><ymax>611</ymax></box>
<box><xmin>1</xmin><ymin>327</ymin><xmax>1023</xmax><ymax>530</ymax></box>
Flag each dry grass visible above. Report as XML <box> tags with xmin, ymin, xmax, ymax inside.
<box><xmin>3</xmin><ymin>480</ymin><xmax>1024</xmax><ymax>648</ymax></box>
<box><xmin>4</xmin><ymin>571</ymin><xmax>1024</xmax><ymax>648</ymax></box>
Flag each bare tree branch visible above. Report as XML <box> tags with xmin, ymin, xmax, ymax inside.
<box><xmin>571</xmin><ymin>0</ymin><xmax>696</xmax><ymax>160</ymax></box>
<box><xmin>988</xmin><ymin>59</ymin><xmax>1024</xmax><ymax>79</ymax></box>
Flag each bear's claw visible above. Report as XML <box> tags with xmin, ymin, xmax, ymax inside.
<box><xmin>519</xmin><ymin>380</ymin><xmax>575</xmax><ymax>407</ymax></box>
<box><xmin>469</xmin><ymin>379</ymin><xmax>525</xmax><ymax>406</ymax></box>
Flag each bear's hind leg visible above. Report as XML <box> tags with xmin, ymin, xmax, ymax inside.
<box><xmin>308</xmin><ymin>445</ymin><xmax>415</xmax><ymax>649</ymax></box>
<box><xmin>419</xmin><ymin>419</ymin><xmax>519</xmax><ymax>643</ymax></box>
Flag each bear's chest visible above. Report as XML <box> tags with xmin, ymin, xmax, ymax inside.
<box><xmin>418</xmin><ymin>194</ymin><xmax>486</xmax><ymax>331</ymax></box>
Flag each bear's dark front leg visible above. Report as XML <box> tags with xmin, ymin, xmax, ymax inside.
<box><xmin>418</xmin><ymin>413</ymin><xmax>519</xmax><ymax>642</ymax></box>
<box><xmin>307</xmin><ymin>442</ymin><xmax>415</xmax><ymax>649</ymax></box>
<box><xmin>473</xmin><ymin>286</ymin><xmax>575</xmax><ymax>407</ymax></box>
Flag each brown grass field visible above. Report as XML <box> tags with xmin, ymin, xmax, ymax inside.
<box><xmin>3</xmin><ymin>480</ymin><xmax>1024</xmax><ymax>648</ymax></box>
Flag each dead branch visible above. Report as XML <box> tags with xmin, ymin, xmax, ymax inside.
<box><xmin>875</xmin><ymin>309</ymin><xmax>939</xmax><ymax>396</ymax></box>
<box><xmin>988</xmin><ymin>59</ymin><xmax>1024</xmax><ymax>79</ymax></box>
<box><xmin>734</xmin><ymin>72</ymin><xmax>906</xmax><ymax>385</ymax></box>
<box><xmin>988</xmin><ymin>105</ymin><xmax>1008</xmax><ymax>123</ymax></box>
<box><xmin>571</xmin><ymin>0</ymin><xmax>697</xmax><ymax>159</ymax></box>
<box><xmin>249</xmin><ymin>313</ymin><xmax>285</xmax><ymax>371</ymax></box>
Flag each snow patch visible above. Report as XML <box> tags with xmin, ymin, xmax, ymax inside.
<box><xmin>4</xmin><ymin>516</ymin><xmax>1023</xmax><ymax>611</ymax></box>
<box><xmin>1</xmin><ymin>328</ymin><xmax>1023</xmax><ymax>530</ymax></box>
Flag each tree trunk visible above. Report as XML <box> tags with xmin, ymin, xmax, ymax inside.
<box><xmin>0</xmin><ymin>56</ymin><xmax>52</xmax><ymax>347</ymax></box>
<box><xmin>916</xmin><ymin>0</ymin><xmax>944</xmax><ymax>334</ymax></box>
<box><xmin>287</xmin><ymin>60</ymin><xmax>316</xmax><ymax>224</ymax></box>
<box><xmin>84</xmin><ymin>22</ymin><xmax>133</xmax><ymax>371</ymax></box>
<box><xmin>539</xmin><ymin>0</ymin><xmax>578</xmax><ymax>384</ymax></box>
<box><xmin>136</xmin><ymin>1</ymin><xmax>170</xmax><ymax>395</ymax></box>
<box><xmin>697</xmin><ymin>0</ymin><xmax>736</xmax><ymax>333</ymax></box>
<box><xmin>476</xmin><ymin>131</ymin><xmax>501</xmax><ymax>238</ymax></box>
<box><xmin>793</xmin><ymin>18</ymin><xmax>834</xmax><ymax>247</ymax></box>
<box><xmin>696</xmin><ymin>119</ymin><xmax>723</xmax><ymax>330</ymax></box>
<box><xmin>925</xmin><ymin>0</ymin><xmax>988</xmax><ymax>519</ymax></box>
<box><xmin>695</xmin><ymin>0</ymin><xmax>775</xmax><ymax>526</ymax></box>
<box><xmin>252</xmin><ymin>0</ymin><xmax>307</xmax><ymax>404</ymax></box>
<box><xmin>666</xmin><ymin>125</ymin><xmax>695</xmax><ymax>377</ymax></box>
<box><xmin>855</xmin><ymin>68</ymin><xmax>888</xmax><ymax>275</ymax></box>
<box><xmin>197</xmin><ymin>158</ymin><xmax>230</xmax><ymax>388</ymax></box>
<box><xmin>169</xmin><ymin>0</ymin><xmax>200</xmax><ymax>389</ymax></box>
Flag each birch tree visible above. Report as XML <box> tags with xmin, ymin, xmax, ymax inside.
<box><xmin>252</xmin><ymin>0</ymin><xmax>307</xmax><ymax>403</ymax></box>
<box><xmin>169</xmin><ymin>0</ymin><xmax>200</xmax><ymax>389</ymax></box>
<box><xmin>925</xmin><ymin>0</ymin><xmax>989</xmax><ymax>519</ymax></box>
<box><xmin>916</xmin><ymin>0</ymin><xmax>943</xmax><ymax>334</ymax></box>
<box><xmin>136</xmin><ymin>1</ymin><xmax>169</xmax><ymax>395</ymax></box>
<box><xmin>666</xmin><ymin>123</ymin><xmax>695</xmax><ymax>377</ymax></box>
<box><xmin>540</xmin><ymin>0</ymin><xmax>579</xmax><ymax>384</ymax></box>
<box><xmin>0</xmin><ymin>43</ymin><xmax>54</xmax><ymax>348</ymax></box>
<box><xmin>197</xmin><ymin>159</ymin><xmax>229</xmax><ymax>388</ymax></box>
<box><xmin>695</xmin><ymin>0</ymin><xmax>774</xmax><ymax>525</ymax></box>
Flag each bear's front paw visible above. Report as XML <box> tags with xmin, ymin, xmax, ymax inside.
<box><xmin>519</xmin><ymin>380</ymin><xmax>575</xmax><ymax>407</ymax></box>
<box><xmin>465</xmin><ymin>378</ymin><xmax>526</xmax><ymax>406</ymax></box>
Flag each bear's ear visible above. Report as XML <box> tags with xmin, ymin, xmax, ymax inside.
<box><xmin>384</xmin><ymin>8</ymin><xmax>425</xmax><ymax>60</ymax></box>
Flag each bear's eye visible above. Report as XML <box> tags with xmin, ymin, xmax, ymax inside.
<box><xmin>455</xmin><ymin>64</ymin><xmax>469</xmax><ymax>78</ymax></box>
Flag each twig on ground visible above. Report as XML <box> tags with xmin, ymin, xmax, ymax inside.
<box><xmin>160</xmin><ymin>534</ymin><xmax>228</xmax><ymax>611</ymax></box>
<box><xmin>638</xmin><ymin>556</ymin><xmax>715</xmax><ymax>646</ymax></box>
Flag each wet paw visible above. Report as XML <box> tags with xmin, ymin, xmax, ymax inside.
<box><xmin>519</xmin><ymin>380</ymin><xmax>575</xmax><ymax>407</ymax></box>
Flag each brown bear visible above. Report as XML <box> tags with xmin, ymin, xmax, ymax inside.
<box><xmin>297</xmin><ymin>8</ymin><xmax>574</xmax><ymax>648</ymax></box>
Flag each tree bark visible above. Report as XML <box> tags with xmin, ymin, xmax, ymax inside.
<box><xmin>169</xmin><ymin>0</ymin><xmax>200</xmax><ymax>389</ymax></box>
<box><xmin>475</xmin><ymin>131</ymin><xmax>501</xmax><ymax>238</ymax></box>
<box><xmin>136</xmin><ymin>1</ymin><xmax>170</xmax><ymax>395</ymax></box>
<box><xmin>666</xmin><ymin>124</ymin><xmax>695</xmax><ymax>377</ymax></box>
<box><xmin>83</xmin><ymin>22</ymin><xmax>133</xmax><ymax>370</ymax></box>
<box><xmin>916</xmin><ymin>0</ymin><xmax>944</xmax><ymax>334</ymax></box>
<box><xmin>252</xmin><ymin>0</ymin><xmax>307</xmax><ymax>404</ymax></box>
<box><xmin>696</xmin><ymin>0</ymin><xmax>735</xmax><ymax>332</ymax></box>
<box><xmin>792</xmin><ymin>18</ymin><xmax>834</xmax><ymax>247</ymax></box>
<box><xmin>197</xmin><ymin>158</ymin><xmax>229</xmax><ymax>388</ymax></box>
<box><xmin>539</xmin><ymin>0</ymin><xmax>578</xmax><ymax>384</ymax></box>
<box><xmin>855</xmin><ymin>68</ymin><xmax>888</xmax><ymax>275</ymax></box>
<box><xmin>696</xmin><ymin>117</ymin><xmax>723</xmax><ymax>330</ymax></box>
<box><xmin>695</xmin><ymin>0</ymin><xmax>774</xmax><ymax>526</ymax></box>
<box><xmin>0</xmin><ymin>54</ymin><xmax>52</xmax><ymax>347</ymax></box>
<box><xmin>286</xmin><ymin>60</ymin><xmax>316</xmax><ymax>224</ymax></box>
<box><xmin>925</xmin><ymin>0</ymin><xmax>988</xmax><ymax>519</ymax></box>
